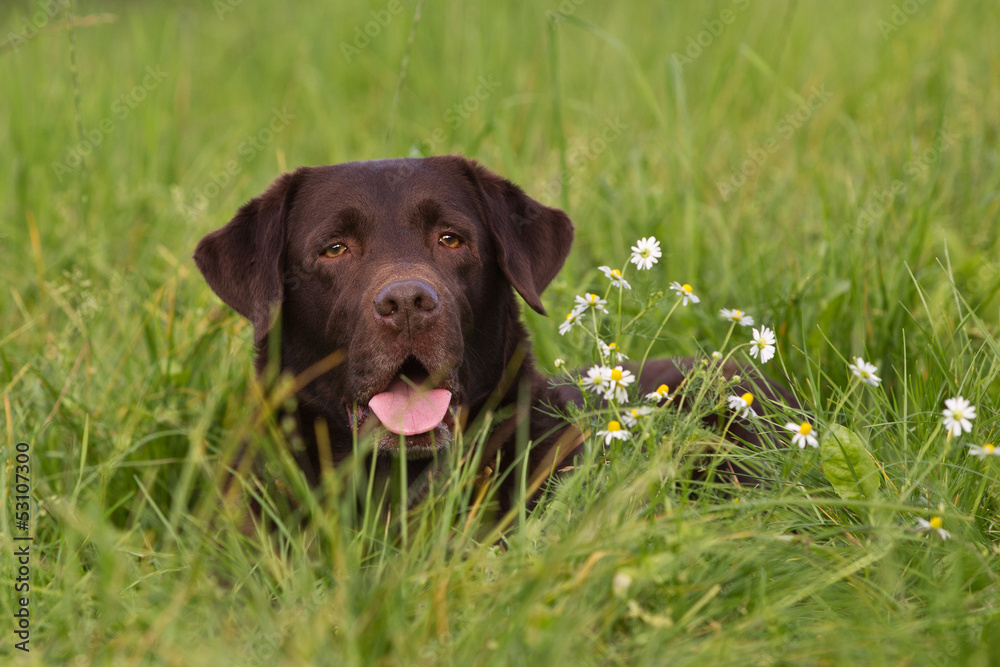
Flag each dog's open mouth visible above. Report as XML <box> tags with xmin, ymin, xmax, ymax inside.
<box><xmin>349</xmin><ymin>357</ymin><xmax>456</xmax><ymax>457</ymax></box>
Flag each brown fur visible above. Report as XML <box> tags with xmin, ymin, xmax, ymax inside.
<box><xmin>194</xmin><ymin>155</ymin><xmax>788</xmax><ymax>516</ymax></box>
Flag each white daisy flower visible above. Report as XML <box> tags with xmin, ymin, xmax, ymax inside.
<box><xmin>719</xmin><ymin>308</ymin><xmax>754</xmax><ymax>327</ymax></box>
<box><xmin>559</xmin><ymin>310</ymin><xmax>581</xmax><ymax>335</ymax></box>
<box><xmin>629</xmin><ymin>237</ymin><xmax>662</xmax><ymax>270</ymax></box>
<box><xmin>596</xmin><ymin>420</ymin><xmax>631</xmax><ymax>446</ymax></box>
<box><xmin>969</xmin><ymin>443</ymin><xmax>999</xmax><ymax>459</ymax></box>
<box><xmin>848</xmin><ymin>357</ymin><xmax>882</xmax><ymax>387</ymax></box>
<box><xmin>612</xmin><ymin>571</ymin><xmax>633</xmax><ymax>599</ymax></box>
<box><xmin>668</xmin><ymin>281</ymin><xmax>700</xmax><ymax>306</ymax></box>
<box><xmin>598</xmin><ymin>265</ymin><xmax>632</xmax><ymax>290</ymax></box>
<box><xmin>581</xmin><ymin>365</ymin><xmax>611</xmax><ymax>396</ymax></box>
<box><xmin>645</xmin><ymin>384</ymin><xmax>671</xmax><ymax>402</ymax></box>
<box><xmin>604</xmin><ymin>365</ymin><xmax>635</xmax><ymax>403</ymax></box>
<box><xmin>785</xmin><ymin>421</ymin><xmax>818</xmax><ymax>449</ymax></box>
<box><xmin>749</xmin><ymin>326</ymin><xmax>776</xmax><ymax>364</ymax></box>
<box><xmin>727</xmin><ymin>392</ymin><xmax>756</xmax><ymax>419</ymax></box>
<box><xmin>620</xmin><ymin>406</ymin><xmax>653</xmax><ymax>427</ymax></box>
<box><xmin>915</xmin><ymin>516</ymin><xmax>951</xmax><ymax>540</ymax></box>
<box><xmin>942</xmin><ymin>396</ymin><xmax>976</xmax><ymax>437</ymax></box>
<box><xmin>575</xmin><ymin>293</ymin><xmax>609</xmax><ymax>313</ymax></box>
<box><xmin>553</xmin><ymin>358</ymin><xmax>565</xmax><ymax>369</ymax></box>
<box><xmin>598</xmin><ymin>340</ymin><xmax>628</xmax><ymax>363</ymax></box>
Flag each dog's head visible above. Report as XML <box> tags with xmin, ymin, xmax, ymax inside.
<box><xmin>194</xmin><ymin>155</ymin><xmax>573</xmax><ymax>458</ymax></box>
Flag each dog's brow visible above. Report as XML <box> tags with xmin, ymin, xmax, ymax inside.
<box><xmin>412</xmin><ymin>198</ymin><xmax>444</xmax><ymax>226</ymax></box>
<box><xmin>411</xmin><ymin>197</ymin><xmax>476</xmax><ymax>235</ymax></box>
<box><xmin>312</xmin><ymin>206</ymin><xmax>366</xmax><ymax>240</ymax></box>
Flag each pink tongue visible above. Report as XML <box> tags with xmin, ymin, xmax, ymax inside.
<box><xmin>368</xmin><ymin>378</ymin><xmax>453</xmax><ymax>436</ymax></box>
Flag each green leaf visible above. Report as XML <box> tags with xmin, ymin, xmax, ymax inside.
<box><xmin>821</xmin><ymin>424</ymin><xmax>881</xmax><ymax>500</ymax></box>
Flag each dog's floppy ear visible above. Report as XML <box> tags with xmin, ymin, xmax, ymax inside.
<box><xmin>459</xmin><ymin>157</ymin><xmax>574</xmax><ymax>315</ymax></box>
<box><xmin>193</xmin><ymin>169</ymin><xmax>305</xmax><ymax>344</ymax></box>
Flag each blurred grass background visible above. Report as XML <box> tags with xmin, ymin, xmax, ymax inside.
<box><xmin>2</xmin><ymin>0</ymin><xmax>1000</xmax><ymax>664</ymax></box>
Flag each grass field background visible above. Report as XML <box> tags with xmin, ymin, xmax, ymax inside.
<box><xmin>2</xmin><ymin>0</ymin><xmax>1000</xmax><ymax>664</ymax></box>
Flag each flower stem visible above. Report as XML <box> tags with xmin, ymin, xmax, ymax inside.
<box><xmin>638</xmin><ymin>298</ymin><xmax>682</xmax><ymax>373</ymax></box>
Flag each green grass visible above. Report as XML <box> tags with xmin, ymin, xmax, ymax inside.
<box><xmin>3</xmin><ymin>0</ymin><xmax>1000</xmax><ymax>664</ymax></box>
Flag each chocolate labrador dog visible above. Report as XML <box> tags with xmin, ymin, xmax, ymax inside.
<box><xmin>194</xmin><ymin>155</ymin><xmax>786</xmax><ymax>515</ymax></box>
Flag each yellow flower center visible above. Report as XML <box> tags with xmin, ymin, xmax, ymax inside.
<box><xmin>734</xmin><ymin>310</ymin><xmax>742</xmax><ymax>318</ymax></box>
<box><xmin>630</xmin><ymin>409</ymin><xmax>639</xmax><ymax>417</ymax></box>
<box><xmin>608</xmin><ymin>342</ymin><xmax>618</xmax><ymax>350</ymax></box>
<box><xmin>929</xmin><ymin>516</ymin><xmax>943</xmax><ymax>530</ymax></box>
<box><xmin>565</xmin><ymin>313</ymin><xmax>574</xmax><ymax>321</ymax></box>
<box><xmin>953</xmin><ymin>409</ymin><xmax>964</xmax><ymax>420</ymax></box>
<box><xmin>984</xmin><ymin>444</ymin><xmax>995</xmax><ymax>454</ymax></box>
<box><xmin>612</xmin><ymin>269</ymin><xmax>621</xmax><ymax>278</ymax></box>
<box><xmin>610</xmin><ymin>369</ymin><xmax>623</xmax><ymax>382</ymax></box>
<box><xmin>607</xmin><ymin>420</ymin><xmax>621</xmax><ymax>432</ymax></box>
<box><xmin>682</xmin><ymin>284</ymin><xmax>693</xmax><ymax>293</ymax></box>
<box><xmin>656</xmin><ymin>384</ymin><xmax>669</xmax><ymax>396</ymax></box>
<box><xmin>798</xmin><ymin>422</ymin><xmax>812</xmax><ymax>436</ymax></box>
<box><xmin>741</xmin><ymin>393</ymin><xmax>754</xmax><ymax>406</ymax></box>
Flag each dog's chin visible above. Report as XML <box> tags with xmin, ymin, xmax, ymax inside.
<box><xmin>349</xmin><ymin>404</ymin><xmax>455</xmax><ymax>459</ymax></box>
<box><xmin>374</xmin><ymin>420</ymin><xmax>453</xmax><ymax>459</ymax></box>
<box><xmin>347</xmin><ymin>354</ymin><xmax>460</xmax><ymax>459</ymax></box>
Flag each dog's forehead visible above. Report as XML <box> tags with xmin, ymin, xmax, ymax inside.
<box><xmin>291</xmin><ymin>158</ymin><xmax>480</xmax><ymax>225</ymax></box>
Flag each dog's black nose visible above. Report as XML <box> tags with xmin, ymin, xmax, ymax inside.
<box><xmin>374</xmin><ymin>279</ymin><xmax>440</xmax><ymax>328</ymax></box>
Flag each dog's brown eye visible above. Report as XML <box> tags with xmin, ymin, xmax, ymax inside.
<box><xmin>438</xmin><ymin>233</ymin><xmax>462</xmax><ymax>249</ymax></box>
<box><xmin>322</xmin><ymin>243</ymin><xmax>347</xmax><ymax>258</ymax></box>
